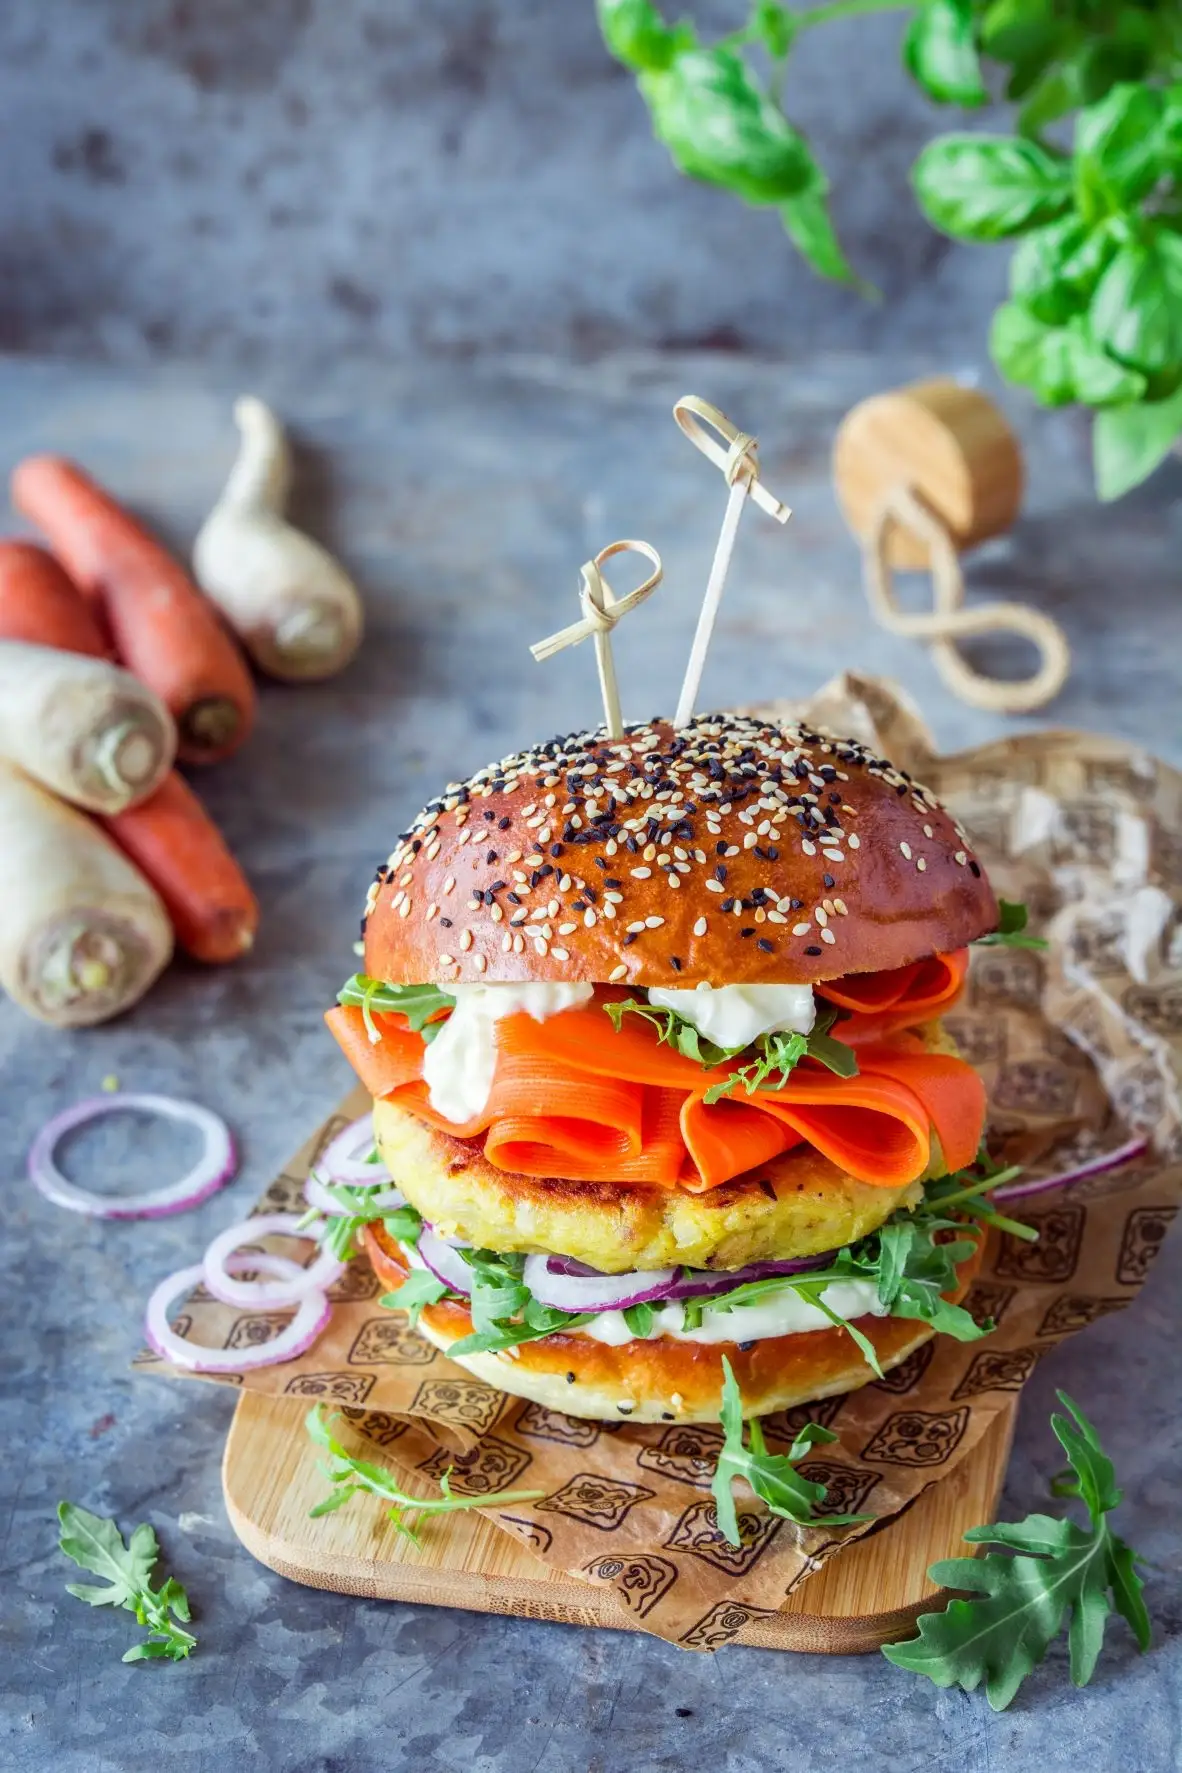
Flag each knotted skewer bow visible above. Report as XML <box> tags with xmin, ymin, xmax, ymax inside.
<box><xmin>530</xmin><ymin>539</ymin><xmax>663</xmax><ymax>739</ymax></box>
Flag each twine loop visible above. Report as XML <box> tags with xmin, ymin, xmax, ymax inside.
<box><xmin>672</xmin><ymin>396</ymin><xmax>789</xmax><ymax>522</ymax></box>
<box><xmin>530</xmin><ymin>539</ymin><xmax>663</xmax><ymax>738</ymax></box>
<box><xmin>866</xmin><ymin>484</ymin><xmax>1071</xmax><ymax>714</ymax></box>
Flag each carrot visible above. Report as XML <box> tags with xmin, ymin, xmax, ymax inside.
<box><xmin>0</xmin><ymin>539</ymin><xmax>110</xmax><ymax>656</ymax></box>
<box><xmin>102</xmin><ymin>770</ymin><xmax>258</xmax><ymax>963</ymax></box>
<box><xmin>11</xmin><ymin>456</ymin><xmax>256</xmax><ymax>764</ymax></box>
<box><xmin>0</xmin><ymin>640</ymin><xmax>176</xmax><ymax>813</ymax></box>
<box><xmin>325</xmin><ymin>990</ymin><xmax>987</xmax><ymax>1192</ymax></box>
<box><xmin>0</xmin><ymin>760</ymin><xmax>172</xmax><ymax>1026</ymax></box>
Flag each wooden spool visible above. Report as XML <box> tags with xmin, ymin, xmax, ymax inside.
<box><xmin>832</xmin><ymin>378</ymin><xmax>1024</xmax><ymax>568</ymax></box>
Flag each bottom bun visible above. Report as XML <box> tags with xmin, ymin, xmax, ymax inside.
<box><xmin>363</xmin><ymin>1225</ymin><xmax>985</xmax><ymax>1424</ymax></box>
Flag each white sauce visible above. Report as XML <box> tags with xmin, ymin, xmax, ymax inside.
<box><xmin>580</xmin><ymin>1279</ymin><xmax>886</xmax><ymax>1346</ymax></box>
<box><xmin>647</xmin><ymin>981</ymin><xmax>816</xmax><ymax>1050</ymax></box>
<box><xmin>422</xmin><ymin>980</ymin><xmax>594</xmax><ymax>1123</ymax></box>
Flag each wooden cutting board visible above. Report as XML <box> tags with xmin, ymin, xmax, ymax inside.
<box><xmin>223</xmin><ymin>1391</ymin><xmax>1015</xmax><ymax>1653</ymax></box>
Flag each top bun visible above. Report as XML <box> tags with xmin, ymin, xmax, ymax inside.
<box><xmin>363</xmin><ymin>713</ymin><xmax>997</xmax><ymax>989</ymax></box>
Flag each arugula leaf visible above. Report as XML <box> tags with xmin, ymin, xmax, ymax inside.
<box><xmin>710</xmin><ymin>1357</ymin><xmax>871</xmax><ymax>1546</ymax></box>
<box><xmin>976</xmin><ymin>899</ymin><xmax>1049</xmax><ymax>951</ymax></box>
<box><xmin>882</xmin><ymin>1392</ymin><xmax>1151</xmax><ymax>1709</ymax></box>
<box><xmin>58</xmin><ymin>1503</ymin><xmax>196</xmax><ymax>1664</ymax></box>
<box><xmin>298</xmin><ymin>1190</ymin><xmax>423</xmax><ymax>1265</ymax></box>
<box><xmin>447</xmin><ymin>1313</ymin><xmax>595</xmax><ymax>1357</ymax></box>
<box><xmin>603</xmin><ymin>995</ymin><xmax>745</xmax><ymax>1068</ymax></box>
<box><xmin>382</xmin><ymin>1268</ymin><xmax>449</xmax><ymax>1328</ymax></box>
<box><xmin>337</xmin><ymin>976</ymin><xmax>454</xmax><ymax>1044</ymax></box>
<box><xmin>623</xmin><ymin>1301</ymin><xmax>656</xmax><ymax>1337</ymax></box>
<box><xmin>305</xmin><ymin>1407</ymin><xmax>545</xmax><ymax>1542</ymax></box>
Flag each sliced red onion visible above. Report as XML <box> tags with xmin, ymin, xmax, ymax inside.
<box><xmin>28</xmin><ymin>1093</ymin><xmax>236</xmax><ymax>1220</ymax></box>
<box><xmin>145</xmin><ymin>1256</ymin><xmax>331</xmax><ymax>1372</ymax></box>
<box><xmin>522</xmin><ymin>1253</ymin><xmax>676</xmax><ymax>1313</ymax></box>
<box><xmin>991</xmin><ymin>1136</ymin><xmax>1149</xmax><ymax>1203</ymax></box>
<box><xmin>302</xmin><ymin>1170</ymin><xmax>406</xmax><ymax>1219</ymax></box>
<box><xmin>313</xmin><ymin>1115</ymin><xmax>382</xmax><ymax>1187</ymax></box>
<box><xmin>202</xmin><ymin>1212</ymin><xmax>346</xmax><ymax>1307</ymax></box>
<box><xmin>417</xmin><ymin>1227</ymin><xmax>475</xmax><ymax>1294</ymax></box>
<box><xmin>665</xmin><ymin>1252</ymin><xmax>832</xmax><ymax>1300</ymax></box>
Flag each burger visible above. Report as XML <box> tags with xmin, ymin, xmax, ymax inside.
<box><xmin>326</xmin><ymin>710</ymin><xmax>1002</xmax><ymax>1424</ymax></box>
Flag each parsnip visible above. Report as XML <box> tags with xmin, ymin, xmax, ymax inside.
<box><xmin>193</xmin><ymin>396</ymin><xmax>364</xmax><ymax>681</ymax></box>
<box><xmin>0</xmin><ymin>763</ymin><xmax>172</xmax><ymax>1026</ymax></box>
<box><xmin>0</xmin><ymin>641</ymin><xmax>176</xmax><ymax>813</ymax></box>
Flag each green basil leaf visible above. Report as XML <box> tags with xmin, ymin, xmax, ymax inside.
<box><xmin>780</xmin><ymin>183</ymin><xmax>873</xmax><ymax>292</ymax></box>
<box><xmin>913</xmin><ymin>134</ymin><xmax>1072</xmax><ymax>242</ymax></box>
<box><xmin>640</xmin><ymin>48</ymin><xmax>814</xmax><ymax>206</ymax></box>
<box><xmin>991</xmin><ymin>303</ymin><xmax>1146</xmax><ymax>407</ymax></box>
<box><xmin>1009</xmin><ymin>215</ymin><xmax>1118</xmax><ymax>326</ymax></box>
<box><xmin>596</xmin><ymin>0</ymin><xmax>690</xmax><ymax>72</ymax></box>
<box><xmin>1093</xmin><ymin>386</ymin><xmax>1182</xmax><ymax>501</ymax></box>
<box><xmin>1076</xmin><ymin>27</ymin><xmax>1155</xmax><ymax>109</ymax></box>
<box><xmin>1074</xmin><ymin>84</ymin><xmax>1166</xmax><ymax>218</ymax></box>
<box><xmin>903</xmin><ymin>0</ymin><xmax>987</xmax><ymax>108</ymax></box>
<box><xmin>980</xmin><ymin>0</ymin><xmax>1061</xmax><ymax>69</ymax></box>
<box><xmin>1016</xmin><ymin>66</ymin><xmax>1080</xmax><ymax>139</ymax></box>
<box><xmin>1090</xmin><ymin>230</ymin><xmax>1182</xmax><ymax>376</ymax></box>
<box><xmin>752</xmin><ymin>0</ymin><xmax>795</xmax><ymax>60</ymax></box>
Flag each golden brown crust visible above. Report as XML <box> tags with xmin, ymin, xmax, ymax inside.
<box><xmin>373</xmin><ymin>1093</ymin><xmax>924</xmax><ymax>1272</ymax></box>
<box><xmin>363</xmin><ymin>1227</ymin><xmax>984</xmax><ymax>1423</ymax></box>
<box><xmin>363</xmin><ymin>712</ymin><xmax>996</xmax><ymax>990</ymax></box>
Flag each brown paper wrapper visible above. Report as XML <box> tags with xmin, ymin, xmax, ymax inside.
<box><xmin>137</xmin><ymin>675</ymin><xmax>1182</xmax><ymax>1649</ymax></box>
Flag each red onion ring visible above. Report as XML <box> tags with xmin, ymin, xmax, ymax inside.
<box><xmin>990</xmin><ymin>1136</ymin><xmax>1149</xmax><ymax>1203</ymax></box>
<box><xmin>202</xmin><ymin>1213</ymin><xmax>345</xmax><ymax>1307</ymax></box>
<box><xmin>522</xmin><ymin>1253</ymin><xmax>676</xmax><ymax>1312</ymax></box>
<box><xmin>28</xmin><ymin>1093</ymin><xmax>236</xmax><ymax>1220</ymax></box>
<box><xmin>145</xmin><ymin>1256</ymin><xmax>331</xmax><ymax>1372</ymax></box>
<box><xmin>417</xmin><ymin>1227</ymin><xmax>475</xmax><ymax>1294</ymax></box>
<box><xmin>313</xmin><ymin>1114</ymin><xmax>382</xmax><ymax>1186</ymax></box>
<box><xmin>302</xmin><ymin>1170</ymin><xmax>406</xmax><ymax>1219</ymax></box>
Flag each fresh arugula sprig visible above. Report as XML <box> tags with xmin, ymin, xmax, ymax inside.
<box><xmin>381</xmin><ymin>1266</ymin><xmax>449</xmax><ymax>1328</ymax></box>
<box><xmin>605</xmin><ymin>991</ymin><xmax>858</xmax><ymax>1103</ymax></box>
<box><xmin>976</xmin><ymin>900</ymin><xmax>1049</xmax><ymax>952</ymax></box>
<box><xmin>711</xmin><ymin>1356</ymin><xmax>871</xmax><ymax>1547</ymax></box>
<box><xmin>298</xmin><ymin>1193</ymin><xmax>424</xmax><ymax>1265</ymax></box>
<box><xmin>883</xmin><ymin>1392</ymin><xmax>1152</xmax><ymax>1710</ymax></box>
<box><xmin>449</xmin><ymin>1246</ymin><xmax>595</xmax><ymax>1355</ymax></box>
<box><xmin>337</xmin><ymin>975</ymin><xmax>454</xmax><ymax>1044</ymax></box>
<box><xmin>57</xmin><ymin>1503</ymin><xmax>196</xmax><ymax>1664</ymax></box>
<box><xmin>305</xmin><ymin>1407</ymin><xmax>545</xmax><ymax>1543</ymax></box>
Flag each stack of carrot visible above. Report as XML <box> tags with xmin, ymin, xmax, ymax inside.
<box><xmin>0</xmin><ymin>450</ymin><xmax>323</xmax><ymax>1029</ymax></box>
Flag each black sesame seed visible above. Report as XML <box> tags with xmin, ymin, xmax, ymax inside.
<box><xmin>506</xmin><ymin>892</ymin><xmax>521</xmax><ymax>906</ymax></box>
<box><xmin>670</xmin><ymin>956</ymin><xmax>682</xmax><ymax>971</ymax></box>
<box><xmin>622</xmin><ymin>932</ymin><xmax>638</xmax><ymax>946</ymax></box>
<box><xmin>715</xmin><ymin>864</ymin><xmax>727</xmax><ymax>883</ymax></box>
<box><xmin>737</xmin><ymin>1341</ymin><xmax>756</xmax><ymax>1353</ymax></box>
<box><xmin>720</xmin><ymin>897</ymin><xmax>734</xmax><ymax>913</ymax></box>
<box><xmin>485</xmin><ymin>849</ymin><xmax>497</xmax><ymax>864</ymax></box>
<box><xmin>740</xmin><ymin>927</ymin><xmax>755</xmax><ymax>938</ymax></box>
<box><xmin>715</xmin><ymin>841</ymin><xmax>727</xmax><ymax>855</ymax></box>
<box><xmin>566</xmin><ymin>1372</ymin><xmax>576</xmax><ymax>1384</ymax></box>
<box><xmin>440</xmin><ymin>917</ymin><xmax>452</xmax><ymax>928</ymax></box>
<box><xmin>758</xmin><ymin>1179</ymin><xmax>777</xmax><ymax>1201</ymax></box>
<box><xmin>757</xmin><ymin>938</ymin><xmax>773</xmax><ymax>952</ymax></box>
<box><xmin>805</xmin><ymin>944</ymin><xmax>823</xmax><ymax>955</ymax></box>
<box><xmin>604</xmin><ymin>878</ymin><xmax>622</xmax><ymax>889</ymax></box>
<box><xmin>594</xmin><ymin>857</ymin><xmax>606</xmax><ymax>869</ymax></box>
<box><xmin>766</xmin><ymin>846</ymin><xmax>779</xmax><ymax>861</ymax></box>
<box><xmin>489</xmin><ymin>880</ymin><xmax>507</xmax><ymax>893</ymax></box>
<box><xmin>823</xmin><ymin>873</ymin><xmax>835</xmax><ymax>889</ymax></box>
<box><xmin>550</xmin><ymin>843</ymin><xmax>564</xmax><ymax>858</ymax></box>
<box><xmin>970</xmin><ymin>860</ymin><xmax>981</xmax><ymax>877</ymax></box>
<box><xmin>483</xmin><ymin>809</ymin><xmax>496</xmax><ymax>820</ymax></box>
<box><xmin>571</xmin><ymin>900</ymin><xmax>588</xmax><ymax>912</ymax></box>
<box><xmin>498</xmin><ymin>816</ymin><xmax>511</xmax><ymax>830</ymax></box>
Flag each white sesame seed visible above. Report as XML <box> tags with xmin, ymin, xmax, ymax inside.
<box><xmin>793</xmin><ymin>922</ymin><xmax>811</xmax><ymax>936</ymax></box>
<box><xmin>602</xmin><ymin>902</ymin><xmax>616</xmax><ymax>919</ymax></box>
<box><xmin>609</xmin><ymin>963</ymin><xmax>628</xmax><ymax>982</ymax></box>
<box><xmin>834</xmin><ymin>898</ymin><xmax>848</xmax><ymax>915</ymax></box>
<box><xmin>584</xmin><ymin>909</ymin><xmax>597</xmax><ymax>927</ymax></box>
<box><xmin>816</xmin><ymin>907</ymin><xmax>829</xmax><ymax>926</ymax></box>
<box><xmin>802</xmin><ymin>841</ymin><xmax>816</xmax><ymax>857</ymax></box>
<box><xmin>437</xmin><ymin>954</ymin><xmax>454</xmax><ymax>967</ymax></box>
<box><xmin>558</xmin><ymin>922</ymin><xmax>577</xmax><ymax>936</ymax></box>
<box><xmin>645</xmin><ymin>916</ymin><xmax>664</xmax><ymax>928</ymax></box>
<box><xmin>643</xmin><ymin>844</ymin><xmax>657</xmax><ymax>861</ymax></box>
<box><xmin>551</xmin><ymin>947</ymin><xmax>570</xmax><ymax>961</ymax></box>
<box><xmin>473</xmin><ymin>952</ymin><xmax>487</xmax><ymax>973</ymax></box>
<box><xmin>823</xmin><ymin>850</ymin><xmax>845</xmax><ymax>863</ymax></box>
<box><xmin>821</xmin><ymin>928</ymin><xmax>837</xmax><ymax>944</ymax></box>
<box><xmin>923</xmin><ymin>825</ymin><xmax>933</xmax><ymax>838</ymax></box>
<box><xmin>693</xmin><ymin>917</ymin><xmax>708</xmax><ymax>937</ymax></box>
<box><xmin>743</xmin><ymin>832</ymin><xmax>759</xmax><ymax>849</ymax></box>
<box><xmin>668</xmin><ymin>873</ymin><xmax>681</xmax><ymax>888</ymax></box>
<box><xmin>627</xmin><ymin>921</ymin><xmax>646</xmax><ymax>934</ymax></box>
<box><xmin>501</xmin><ymin>933</ymin><xmax>512</xmax><ymax>952</ymax></box>
<box><xmin>398</xmin><ymin>899</ymin><xmax>411</xmax><ymax>918</ymax></box>
<box><xmin>512</xmin><ymin>934</ymin><xmax>524</xmax><ymax>954</ymax></box>
<box><xmin>725</xmin><ymin>845</ymin><xmax>740</xmax><ymax>858</ymax></box>
<box><xmin>548</xmin><ymin>898</ymin><xmax>560</xmax><ymax>918</ymax></box>
<box><xmin>917</xmin><ymin>857</ymin><xmax>927</xmax><ymax>871</ymax></box>
<box><xmin>705</xmin><ymin>879</ymin><xmax>724</xmax><ymax>893</ymax></box>
<box><xmin>390</xmin><ymin>890</ymin><xmax>405</xmax><ymax>909</ymax></box>
<box><xmin>848</xmin><ymin>833</ymin><xmax>860</xmax><ymax>849</ymax></box>
<box><xmin>459</xmin><ymin>929</ymin><xmax>473</xmax><ymax>951</ymax></box>
<box><xmin>490</xmin><ymin>904</ymin><xmax>503</xmax><ymax>923</ymax></box>
<box><xmin>534</xmin><ymin>938</ymin><xmax>549</xmax><ymax>956</ymax></box>
<box><xmin>559</xmin><ymin>874</ymin><xmax>572</xmax><ymax>892</ymax></box>
<box><xmin>631</xmin><ymin>868</ymin><xmax>652</xmax><ymax>880</ymax></box>
<box><xmin>954</xmin><ymin>850</ymin><xmax>967</xmax><ymax>866</ymax></box>
<box><xmin>900</xmin><ymin>841</ymin><xmax>912</xmax><ymax>859</ymax></box>
<box><xmin>767</xmin><ymin>910</ymin><xmax>786</xmax><ymax>924</ymax></box>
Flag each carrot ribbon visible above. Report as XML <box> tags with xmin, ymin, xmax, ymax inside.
<box><xmin>325</xmin><ymin>950</ymin><xmax>982</xmax><ymax>1193</ymax></box>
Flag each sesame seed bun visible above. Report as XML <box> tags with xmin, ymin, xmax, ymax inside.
<box><xmin>363</xmin><ymin>1223</ymin><xmax>984</xmax><ymax>1423</ymax></box>
<box><xmin>363</xmin><ymin>712</ymin><xmax>996</xmax><ymax>990</ymax></box>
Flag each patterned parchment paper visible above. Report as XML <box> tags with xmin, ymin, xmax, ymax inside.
<box><xmin>139</xmin><ymin>675</ymin><xmax>1182</xmax><ymax>1650</ymax></box>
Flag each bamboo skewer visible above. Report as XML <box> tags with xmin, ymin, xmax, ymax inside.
<box><xmin>672</xmin><ymin>396</ymin><xmax>791</xmax><ymax>727</ymax></box>
<box><xmin>530</xmin><ymin>539</ymin><xmax>663</xmax><ymax>739</ymax></box>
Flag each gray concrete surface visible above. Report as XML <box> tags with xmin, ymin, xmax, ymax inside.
<box><xmin>0</xmin><ymin>347</ymin><xmax>1179</xmax><ymax>1772</ymax></box>
<box><xmin>0</xmin><ymin>0</ymin><xmax>1011</xmax><ymax>368</ymax></box>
